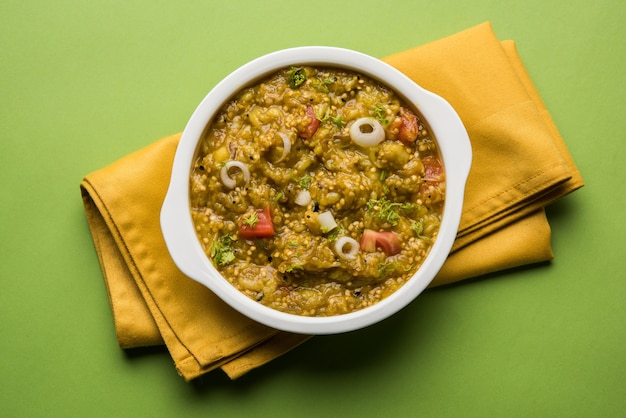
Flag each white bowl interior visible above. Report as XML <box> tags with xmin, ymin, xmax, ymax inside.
<box><xmin>160</xmin><ymin>46</ymin><xmax>472</xmax><ymax>334</ymax></box>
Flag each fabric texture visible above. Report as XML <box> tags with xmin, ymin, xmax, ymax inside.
<box><xmin>80</xmin><ymin>22</ymin><xmax>583</xmax><ymax>380</ymax></box>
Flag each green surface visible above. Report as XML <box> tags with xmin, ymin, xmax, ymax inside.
<box><xmin>1</xmin><ymin>0</ymin><xmax>624</xmax><ymax>416</ymax></box>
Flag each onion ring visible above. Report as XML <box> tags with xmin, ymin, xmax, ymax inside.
<box><xmin>335</xmin><ymin>236</ymin><xmax>359</xmax><ymax>259</ymax></box>
<box><xmin>220</xmin><ymin>161</ymin><xmax>250</xmax><ymax>189</ymax></box>
<box><xmin>275</xmin><ymin>132</ymin><xmax>292</xmax><ymax>162</ymax></box>
<box><xmin>349</xmin><ymin>117</ymin><xmax>385</xmax><ymax>147</ymax></box>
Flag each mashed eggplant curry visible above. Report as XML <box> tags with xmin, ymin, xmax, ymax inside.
<box><xmin>190</xmin><ymin>66</ymin><xmax>445</xmax><ymax>317</ymax></box>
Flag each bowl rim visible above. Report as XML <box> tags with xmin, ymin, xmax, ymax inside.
<box><xmin>160</xmin><ymin>46</ymin><xmax>472</xmax><ymax>334</ymax></box>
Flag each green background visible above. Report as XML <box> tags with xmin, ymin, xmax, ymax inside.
<box><xmin>2</xmin><ymin>0</ymin><xmax>624</xmax><ymax>416</ymax></box>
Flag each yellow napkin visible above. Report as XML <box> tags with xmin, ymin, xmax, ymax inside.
<box><xmin>80</xmin><ymin>22</ymin><xmax>583</xmax><ymax>381</ymax></box>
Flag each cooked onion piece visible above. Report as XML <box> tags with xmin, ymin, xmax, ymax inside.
<box><xmin>294</xmin><ymin>189</ymin><xmax>312</xmax><ymax>206</ymax></box>
<box><xmin>276</xmin><ymin>132</ymin><xmax>292</xmax><ymax>162</ymax></box>
<box><xmin>317</xmin><ymin>211</ymin><xmax>338</xmax><ymax>232</ymax></box>
<box><xmin>335</xmin><ymin>236</ymin><xmax>359</xmax><ymax>259</ymax></box>
<box><xmin>349</xmin><ymin>118</ymin><xmax>385</xmax><ymax>146</ymax></box>
<box><xmin>220</xmin><ymin>161</ymin><xmax>250</xmax><ymax>189</ymax></box>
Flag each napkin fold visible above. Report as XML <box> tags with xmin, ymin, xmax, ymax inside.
<box><xmin>80</xmin><ymin>22</ymin><xmax>583</xmax><ymax>381</ymax></box>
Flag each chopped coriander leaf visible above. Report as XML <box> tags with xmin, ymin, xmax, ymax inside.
<box><xmin>316</xmin><ymin>107</ymin><xmax>345</xmax><ymax>128</ymax></box>
<box><xmin>242</xmin><ymin>212</ymin><xmax>259</xmax><ymax>228</ymax></box>
<box><xmin>366</xmin><ymin>196</ymin><xmax>419</xmax><ymax>226</ymax></box>
<box><xmin>285</xmin><ymin>264</ymin><xmax>304</xmax><ymax>273</ymax></box>
<box><xmin>373</xmin><ymin>104</ymin><xmax>389</xmax><ymax>124</ymax></box>
<box><xmin>379</xmin><ymin>170</ymin><xmax>389</xmax><ymax>195</ymax></box>
<box><xmin>210</xmin><ymin>235</ymin><xmax>236</xmax><ymax>266</ymax></box>
<box><xmin>331</xmin><ymin>116</ymin><xmax>346</xmax><ymax>128</ymax></box>
<box><xmin>296</xmin><ymin>175</ymin><xmax>313</xmax><ymax>190</ymax></box>
<box><xmin>411</xmin><ymin>219</ymin><xmax>424</xmax><ymax>235</ymax></box>
<box><xmin>411</xmin><ymin>219</ymin><xmax>431</xmax><ymax>241</ymax></box>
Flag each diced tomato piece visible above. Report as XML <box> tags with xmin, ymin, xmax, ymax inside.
<box><xmin>360</xmin><ymin>229</ymin><xmax>378</xmax><ymax>252</ymax></box>
<box><xmin>374</xmin><ymin>231</ymin><xmax>402</xmax><ymax>256</ymax></box>
<box><xmin>397</xmin><ymin>107</ymin><xmax>419</xmax><ymax>143</ymax></box>
<box><xmin>422</xmin><ymin>156</ymin><xmax>443</xmax><ymax>180</ymax></box>
<box><xmin>420</xmin><ymin>156</ymin><xmax>444</xmax><ymax>198</ymax></box>
<box><xmin>299</xmin><ymin>105</ymin><xmax>319</xmax><ymax>139</ymax></box>
<box><xmin>360</xmin><ymin>229</ymin><xmax>401</xmax><ymax>256</ymax></box>
<box><xmin>238</xmin><ymin>206</ymin><xmax>275</xmax><ymax>239</ymax></box>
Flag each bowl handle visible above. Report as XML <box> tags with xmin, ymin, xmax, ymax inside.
<box><xmin>160</xmin><ymin>168</ymin><xmax>213</xmax><ymax>282</ymax></box>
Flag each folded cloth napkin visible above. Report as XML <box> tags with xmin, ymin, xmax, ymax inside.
<box><xmin>80</xmin><ymin>22</ymin><xmax>583</xmax><ymax>381</ymax></box>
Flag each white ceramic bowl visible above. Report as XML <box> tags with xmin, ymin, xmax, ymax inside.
<box><xmin>160</xmin><ymin>46</ymin><xmax>471</xmax><ymax>335</ymax></box>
